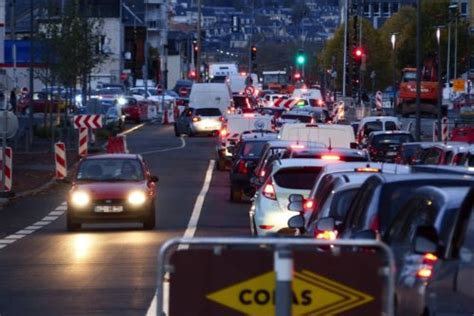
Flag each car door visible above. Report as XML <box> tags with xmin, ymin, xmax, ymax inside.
<box><xmin>428</xmin><ymin>192</ymin><xmax>474</xmax><ymax>314</ymax></box>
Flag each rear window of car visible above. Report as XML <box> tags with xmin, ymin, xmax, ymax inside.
<box><xmin>372</xmin><ymin>134</ymin><xmax>413</xmax><ymax>147</ymax></box>
<box><xmin>233</xmin><ymin>97</ymin><xmax>254</xmax><ymax>109</ymax></box>
<box><xmin>385</xmin><ymin>121</ymin><xmax>398</xmax><ymax>131</ymax></box>
<box><xmin>281</xmin><ymin>114</ymin><xmax>312</xmax><ymax>123</ymax></box>
<box><xmin>240</xmin><ymin>141</ymin><xmax>267</xmax><ymax>158</ymax></box>
<box><xmin>364</xmin><ymin>121</ymin><xmax>383</xmax><ymax>135</ymax></box>
<box><xmin>195</xmin><ymin>108</ymin><xmax>222</xmax><ymax>116</ymax></box>
<box><xmin>273</xmin><ymin>167</ymin><xmax>322</xmax><ymax>190</ymax></box>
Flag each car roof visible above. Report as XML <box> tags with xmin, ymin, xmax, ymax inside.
<box><xmin>368</xmin><ymin>172</ymin><xmax>474</xmax><ymax>184</ymax></box>
<box><xmin>320</xmin><ymin>162</ymin><xmax>411</xmax><ymax>175</ymax></box>
<box><xmin>83</xmin><ymin>154</ymin><xmax>141</xmax><ymax>160</ymax></box>
<box><xmin>412</xmin><ymin>165</ymin><xmax>474</xmax><ymax>175</ymax></box>
<box><xmin>264</xmin><ymin>140</ymin><xmax>326</xmax><ymax>148</ymax></box>
<box><xmin>288</xmin><ymin>147</ymin><xmax>367</xmax><ymax>157</ymax></box>
<box><xmin>360</xmin><ymin>116</ymin><xmax>400</xmax><ymax>123</ymax></box>
<box><xmin>369</xmin><ymin>130</ymin><xmax>412</xmax><ymax>136</ymax></box>
<box><xmin>272</xmin><ymin>158</ymin><xmax>340</xmax><ymax>169</ymax></box>
<box><xmin>240</xmin><ymin>132</ymin><xmax>278</xmax><ymax>141</ymax></box>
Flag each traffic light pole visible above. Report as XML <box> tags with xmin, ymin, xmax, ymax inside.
<box><xmin>415</xmin><ymin>0</ymin><xmax>421</xmax><ymax>141</ymax></box>
<box><xmin>196</xmin><ymin>0</ymin><xmax>202</xmax><ymax>82</ymax></box>
<box><xmin>342</xmin><ymin>0</ymin><xmax>349</xmax><ymax>97</ymax></box>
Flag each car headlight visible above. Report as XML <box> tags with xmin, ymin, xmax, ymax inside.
<box><xmin>75</xmin><ymin>95</ymin><xmax>82</xmax><ymax>103</ymax></box>
<box><xmin>71</xmin><ymin>191</ymin><xmax>90</xmax><ymax>207</ymax></box>
<box><xmin>117</xmin><ymin>97</ymin><xmax>127</xmax><ymax>106</ymax></box>
<box><xmin>128</xmin><ymin>191</ymin><xmax>147</xmax><ymax>206</ymax></box>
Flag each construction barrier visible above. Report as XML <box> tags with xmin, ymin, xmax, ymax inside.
<box><xmin>432</xmin><ymin>117</ymin><xmax>449</xmax><ymax>142</ymax></box>
<box><xmin>106</xmin><ymin>135</ymin><xmax>129</xmax><ymax>154</ymax></box>
<box><xmin>332</xmin><ymin>101</ymin><xmax>345</xmax><ymax>123</ymax></box>
<box><xmin>375</xmin><ymin>91</ymin><xmax>383</xmax><ymax>110</ymax></box>
<box><xmin>0</xmin><ymin>147</ymin><xmax>13</xmax><ymax>192</ymax></box>
<box><xmin>147</xmin><ymin>103</ymin><xmax>158</xmax><ymax>120</ymax></box>
<box><xmin>55</xmin><ymin>142</ymin><xmax>67</xmax><ymax>180</ymax></box>
<box><xmin>78</xmin><ymin>127</ymin><xmax>88</xmax><ymax>157</ymax></box>
<box><xmin>161</xmin><ymin>109</ymin><xmax>175</xmax><ymax>125</ymax></box>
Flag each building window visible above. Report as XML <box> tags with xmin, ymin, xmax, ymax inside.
<box><xmin>363</xmin><ymin>4</ymin><xmax>370</xmax><ymax>16</ymax></box>
<box><xmin>148</xmin><ymin>21</ymin><xmax>157</xmax><ymax>29</ymax></box>
<box><xmin>460</xmin><ymin>2</ymin><xmax>467</xmax><ymax>17</ymax></box>
<box><xmin>372</xmin><ymin>3</ymin><xmax>380</xmax><ymax>17</ymax></box>
<box><xmin>382</xmin><ymin>3</ymin><xmax>390</xmax><ymax>17</ymax></box>
<box><xmin>392</xmin><ymin>3</ymin><xmax>399</xmax><ymax>13</ymax></box>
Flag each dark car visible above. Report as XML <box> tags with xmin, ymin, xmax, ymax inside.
<box><xmin>17</xmin><ymin>92</ymin><xmax>66</xmax><ymax>114</ymax></box>
<box><xmin>281</xmin><ymin>146</ymin><xmax>369</xmax><ymax>162</ymax></box>
<box><xmin>367</xmin><ymin>131</ymin><xmax>414</xmax><ymax>162</ymax></box>
<box><xmin>414</xmin><ymin>186</ymin><xmax>474</xmax><ymax>315</ymax></box>
<box><xmin>230</xmin><ymin>136</ymin><xmax>277</xmax><ymax>202</ymax></box>
<box><xmin>335</xmin><ymin>174</ymin><xmax>474</xmax><ymax>241</ymax></box>
<box><xmin>66</xmin><ymin>154</ymin><xmax>158</xmax><ymax>231</ymax></box>
<box><xmin>383</xmin><ymin>185</ymin><xmax>472</xmax><ymax>316</ymax></box>
<box><xmin>232</xmin><ymin>95</ymin><xmax>258</xmax><ymax>113</ymax></box>
<box><xmin>394</xmin><ymin>142</ymin><xmax>436</xmax><ymax>165</ymax></box>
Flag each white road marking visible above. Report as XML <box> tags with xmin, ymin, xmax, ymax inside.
<box><xmin>53</xmin><ymin>206</ymin><xmax>67</xmax><ymax>212</ymax></box>
<box><xmin>6</xmin><ymin>235</ymin><xmax>26</xmax><ymax>240</ymax></box>
<box><xmin>146</xmin><ymin>159</ymin><xmax>215</xmax><ymax>316</ymax></box>
<box><xmin>16</xmin><ymin>230</ymin><xmax>34</xmax><ymax>235</ymax></box>
<box><xmin>0</xmin><ymin>239</ymin><xmax>16</xmax><ymax>244</ymax></box>
<box><xmin>119</xmin><ymin>122</ymin><xmax>147</xmax><ymax>136</ymax></box>
<box><xmin>42</xmin><ymin>216</ymin><xmax>58</xmax><ymax>221</ymax></box>
<box><xmin>140</xmin><ymin>136</ymin><xmax>186</xmax><ymax>155</ymax></box>
<box><xmin>0</xmin><ymin>245</ymin><xmax>6</xmax><ymax>249</ymax></box>
<box><xmin>34</xmin><ymin>221</ymin><xmax>51</xmax><ymax>226</ymax></box>
<box><xmin>26</xmin><ymin>226</ymin><xmax>42</xmax><ymax>230</ymax></box>
<box><xmin>50</xmin><ymin>210</ymin><xmax>65</xmax><ymax>216</ymax></box>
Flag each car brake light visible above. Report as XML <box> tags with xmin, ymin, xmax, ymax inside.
<box><xmin>303</xmin><ymin>199</ymin><xmax>314</xmax><ymax>211</ymax></box>
<box><xmin>219</xmin><ymin>116</ymin><xmax>226</xmax><ymax>122</ymax></box>
<box><xmin>237</xmin><ymin>160</ymin><xmax>248</xmax><ymax>174</ymax></box>
<box><xmin>423</xmin><ymin>253</ymin><xmax>438</xmax><ymax>264</ymax></box>
<box><xmin>321</xmin><ymin>155</ymin><xmax>340</xmax><ymax>161</ymax></box>
<box><xmin>291</xmin><ymin>144</ymin><xmax>305</xmax><ymax>149</ymax></box>
<box><xmin>243</xmin><ymin>113</ymin><xmax>255</xmax><ymax>118</ymax></box>
<box><xmin>262</xmin><ymin>177</ymin><xmax>276</xmax><ymax>200</ymax></box>
<box><xmin>369</xmin><ymin>214</ymin><xmax>380</xmax><ymax>232</ymax></box>
<box><xmin>220</xmin><ymin>129</ymin><xmax>228</xmax><ymax>137</ymax></box>
<box><xmin>315</xmin><ymin>230</ymin><xmax>338</xmax><ymax>241</ymax></box>
<box><xmin>259</xmin><ymin>225</ymin><xmax>275</xmax><ymax>230</ymax></box>
<box><xmin>317</xmin><ymin>99</ymin><xmax>324</xmax><ymax>106</ymax></box>
<box><xmin>192</xmin><ymin>116</ymin><xmax>201</xmax><ymax>122</ymax></box>
<box><xmin>354</xmin><ymin>167</ymin><xmax>381</xmax><ymax>173</ymax></box>
<box><xmin>260</xmin><ymin>170</ymin><xmax>266</xmax><ymax>177</ymax></box>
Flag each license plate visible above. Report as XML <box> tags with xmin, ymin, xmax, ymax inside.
<box><xmin>94</xmin><ymin>205</ymin><xmax>124</xmax><ymax>213</ymax></box>
<box><xmin>386</xmin><ymin>151</ymin><xmax>397</xmax><ymax>156</ymax></box>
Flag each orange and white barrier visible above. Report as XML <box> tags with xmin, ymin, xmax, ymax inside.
<box><xmin>79</xmin><ymin>127</ymin><xmax>88</xmax><ymax>157</ymax></box>
<box><xmin>332</xmin><ymin>101</ymin><xmax>345</xmax><ymax>123</ymax></box>
<box><xmin>161</xmin><ymin>109</ymin><xmax>175</xmax><ymax>124</ymax></box>
<box><xmin>0</xmin><ymin>147</ymin><xmax>13</xmax><ymax>191</ymax></box>
<box><xmin>106</xmin><ymin>135</ymin><xmax>129</xmax><ymax>154</ymax></box>
<box><xmin>432</xmin><ymin>117</ymin><xmax>449</xmax><ymax>142</ymax></box>
<box><xmin>55</xmin><ymin>142</ymin><xmax>67</xmax><ymax>179</ymax></box>
<box><xmin>375</xmin><ymin>91</ymin><xmax>383</xmax><ymax>110</ymax></box>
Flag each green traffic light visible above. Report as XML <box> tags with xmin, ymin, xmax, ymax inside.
<box><xmin>297</xmin><ymin>55</ymin><xmax>306</xmax><ymax>65</ymax></box>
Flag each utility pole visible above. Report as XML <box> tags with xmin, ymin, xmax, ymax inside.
<box><xmin>415</xmin><ymin>0</ymin><xmax>421</xmax><ymax>141</ymax></box>
<box><xmin>10</xmin><ymin>0</ymin><xmax>17</xmax><ymax>88</ymax></box>
<box><xmin>446</xmin><ymin>10</ymin><xmax>452</xmax><ymax>88</ymax></box>
<box><xmin>28</xmin><ymin>0</ymin><xmax>34</xmax><ymax>148</ymax></box>
<box><xmin>342</xmin><ymin>0</ymin><xmax>349</xmax><ymax>97</ymax></box>
<box><xmin>144</xmin><ymin>2</ymin><xmax>148</xmax><ymax>94</ymax></box>
<box><xmin>436</xmin><ymin>26</ymin><xmax>443</xmax><ymax>141</ymax></box>
<box><xmin>196</xmin><ymin>0</ymin><xmax>202</xmax><ymax>82</ymax></box>
<box><xmin>453</xmin><ymin>4</ymin><xmax>458</xmax><ymax>79</ymax></box>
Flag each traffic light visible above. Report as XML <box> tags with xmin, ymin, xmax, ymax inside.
<box><xmin>296</xmin><ymin>49</ymin><xmax>306</xmax><ymax>65</ymax></box>
<box><xmin>294</xmin><ymin>72</ymin><xmax>301</xmax><ymax>80</ymax></box>
<box><xmin>353</xmin><ymin>47</ymin><xmax>364</xmax><ymax>64</ymax></box>
<box><xmin>251</xmin><ymin>45</ymin><xmax>257</xmax><ymax>61</ymax></box>
<box><xmin>188</xmin><ymin>70</ymin><xmax>196</xmax><ymax>80</ymax></box>
<box><xmin>193</xmin><ymin>40</ymin><xmax>198</xmax><ymax>66</ymax></box>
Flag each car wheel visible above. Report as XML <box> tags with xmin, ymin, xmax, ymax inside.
<box><xmin>174</xmin><ymin>124</ymin><xmax>180</xmax><ymax>137</ymax></box>
<box><xmin>230</xmin><ymin>185</ymin><xmax>242</xmax><ymax>202</ymax></box>
<box><xmin>143</xmin><ymin>204</ymin><xmax>156</xmax><ymax>230</ymax></box>
<box><xmin>66</xmin><ymin>213</ymin><xmax>81</xmax><ymax>231</ymax></box>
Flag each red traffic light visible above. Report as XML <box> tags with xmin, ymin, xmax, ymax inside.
<box><xmin>251</xmin><ymin>45</ymin><xmax>257</xmax><ymax>52</ymax></box>
<box><xmin>188</xmin><ymin>70</ymin><xmax>196</xmax><ymax>79</ymax></box>
<box><xmin>353</xmin><ymin>47</ymin><xmax>364</xmax><ymax>59</ymax></box>
<box><xmin>294</xmin><ymin>72</ymin><xmax>301</xmax><ymax>80</ymax></box>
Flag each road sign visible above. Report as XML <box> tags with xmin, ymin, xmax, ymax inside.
<box><xmin>73</xmin><ymin>115</ymin><xmax>102</xmax><ymax>129</ymax></box>
<box><xmin>0</xmin><ymin>111</ymin><xmax>19</xmax><ymax>139</ymax></box>
<box><xmin>179</xmin><ymin>87</ymin><xmax>189</xmax><ymax>97</ymax></box>
<box><xmin>159</xmin><ymin>238</ymin><xmax>394</xmax><ymax>316</ymax></box>
<box><xmin>245</xmin><ymin>86</ymin><xmax>255</xmax><ymax>96</ymax></box>
<box><xmin>453</xmin><ymin>79</ymin><xmax>465</xmax><ymax>93</ymax></box>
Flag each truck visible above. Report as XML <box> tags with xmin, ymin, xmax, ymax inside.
<box><xmin>209</xmin><ymin>63</ymin><xmax>239</xmax><ymax>83</ymax></box>
<box><xmin>396</xmin><ymin>58</ymin><xmax>447</xmax><ymax>117</ymax></box>
<box><xmin>262</xmin><ymin>71</ymin><xmax>294</xmax><ymax>94</ymax></box>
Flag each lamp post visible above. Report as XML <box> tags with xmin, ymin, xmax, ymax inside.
<box><xmin>391</xmin><ymin>33</ymin><xmax>398</xmax><ymax>109</ymax></box>
<box><xmin>415</xmin><ymin>0</ymin><xmax>421</xmax><ymax>141</ymax></box>
<box><xmin>436</xmin><ymin>26</ymin><xmax>443</xmax><ymax>141</ymax></box>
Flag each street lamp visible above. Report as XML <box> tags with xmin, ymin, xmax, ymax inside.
<box><xmin>391</xmin><ymin>33</ymin><xmax>398</xmax><ymax>108</ymax></box>
<box><xmin>446</xmin><ymin>4</ymin><xmax>458</xmax><ymax>88</ymax></box>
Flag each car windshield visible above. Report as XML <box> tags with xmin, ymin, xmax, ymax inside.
<box><xmin>273</xmin><ymin>167</ymin><xmax>322</xmax><ymax>190</ymax></box>
<box><xmin>364</xmin><ymin>121</ymin><xmax>383</xmax><ymax>135</ymax></box>
<box><xmin>195</xmin><ymin>108</ymin><xmax>222</xmax><ymax>116</ymax></box>
<box><xmin>281</xmin><ymin>114</ymin><xmax>312</xmax><ymax>123</ymax></box>
<box><xmin>77</xmin><ymin>159</ymin><xmax>144</xmax><ymax>181</ymax></box>
<box><xmin>233</xmin><ymin>97</ymin><xmax>254</xmax><ymax>109</ymax></box>
<box><xmin>372</xmin><ymin>134</ymin><xmax>413</xmax><ymax>147</ymax></box>
<box><xmin>240</xmin><ymin>141</ymin><xmax>267</xmax><ymax>158</ymax></box>
<box><xmin>98</xmin><ymin>88</ymin><xmax>123</xmax><ymax>95</ymax></box>
<box><xmin>148</xmin><ymin>89</ymin><xmax>158</xmax><ymax>96</ymax></box>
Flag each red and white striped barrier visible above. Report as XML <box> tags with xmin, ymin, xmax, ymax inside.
<box><xmin>332</xmin><ymin>101</ymin><xmax>345</xmax><ymax>123</ymax></box>
<box><xmin>161</xmin><ymin>109</ymin><xmax>175</xmax><ymax>124</ymax></box>
<box><xmin>432</xmin><ymin>117</ymin><xmax>449</xmax><ymax>142</ymax></box>
<box><xmin>375</xmin><ymin>91</ymin><xmax>383</xmax><ymax>110</ymax></box>
<box><xmin>282</xmin><ymin>99</ymin><xmax>302</xmax><ymax>109</ymax></box>
<box><xmin>74</xmin><ymin>115</ymin><xmax>103</xmax><ymax>129</ymax></box>
<box><xmin>0</xmin><ymin>147</ymin><xmax>13</xmax><ymax>192</ymax></box>
<box><xmin>55</xmin><ymin>142</ymin><xmax>67</xmax><ymax>179</ymax></box>
<box><xmin>79</xmin><ymin>127</ymin><xmax>88</xmax><ymax>156</ymax></box>
<box><xmin>273</xmin><ymin>98</ymin><xmax>286</xmax><ymax>107</ymax></box>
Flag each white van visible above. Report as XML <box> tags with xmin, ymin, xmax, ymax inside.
<box><xmin>216</xmin><ymin>113</ymin><xmax>274</xmax><ymax>170</ymax></box>
<box><xmin>189</xmin><ymin>83</ymin><xmax>233</xmax><ymax>114</ymax></box>
<box><xmin>356</xmin><ymin>116</ymin><xmax>401</xmax><ymax>145</ymax></box>
<box><xmin>278</xmin><ymin>123</ymin><xmax>356</xmax><ymax>148</ymax></box>
<box><xmin>292</xmin><ymin>89</ymin><xmax>325</xmax><ymax>107</ymax></box>
<box><xmin>228</xmin><ymin>74</ymin><xmax>259</xmax><ymax>94</ymax></box>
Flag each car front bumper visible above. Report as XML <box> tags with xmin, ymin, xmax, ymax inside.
<box><xmin>68</xmin><ymin>200</ymin><xmax>153</xmax><ymax>223</ymax></box>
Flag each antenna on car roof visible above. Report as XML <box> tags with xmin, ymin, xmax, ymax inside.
<box><xmin>328</xmin><ymin>138</ymin><xmax>332</xmax><ymax>151</ymax></box>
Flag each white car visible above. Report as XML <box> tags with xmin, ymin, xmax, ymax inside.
<box><xmin>250</xmin><ymin>158</ymin><xmax>341</xmax><ymax>237</ymax></box>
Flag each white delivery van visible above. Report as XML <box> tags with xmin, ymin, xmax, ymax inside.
<box><xmin>292</xmin><ymin>89</ymin><xmax>325</xmax><ymax>107</ymax></box>
<box><xmin>278</xmin><ymin>123</ymin><xmax>356</xmax><ymax>148</ymax></box>
<box><xmin>216</xmin><ymin>113</ymin><xmax>274</xmax><ymax>170</ymax></box>
<box><xmin>356</xmin><ymin>116</ymin><xmax>401</xmax><ymax>145</ymax></box>
<box><xmin>189</xmin><ymin>83</ymin><xmax>233</xmax><ymax>114</ymax></box>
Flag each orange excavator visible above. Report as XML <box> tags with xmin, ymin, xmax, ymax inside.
<box><xmin>396</xmin><ymin>58</ymin><xmax>446</xmax><ymax>117</ymax></box>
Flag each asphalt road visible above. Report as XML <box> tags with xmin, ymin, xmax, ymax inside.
<box><xmin>0</xmin><ymin>123</ymin><xmax>250</xmax><ymax>315</ymax></box>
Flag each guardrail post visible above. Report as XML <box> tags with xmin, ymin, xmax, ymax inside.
<box><xmin>274</xmin><ymin>246</ymin><xmax>293</xmax><ymax>316</ymax></box>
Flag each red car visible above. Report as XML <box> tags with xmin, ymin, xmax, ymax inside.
<box><xmin>122</xmin><ymin>97</ymin><xmax>148</xmax><ymax>123</ymax></box>
<box><xmin>66</xmin><ymin>154</ymin><xmax>158</xmax><ymax>231</ymax></box>
<box><xmin>18</xmin><ymin>92</ymin><xmax>66</xmax><ymax>114</ymax></box>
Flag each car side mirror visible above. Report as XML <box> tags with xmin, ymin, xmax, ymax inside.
<box><xmin>288</xmin><ymin>194</ymin><xmax>304</xmax><ymax>212</ymax></box>
<box><xmin>350</xmin><ymin>142</ymin><xmax>358</xmax><ymax>149</ymax></box>
<box><xmin>413</xmin><ymin>226</ymin><xmax>439</xmax><ymax>255</ymax></box>
<box><xmin>149</xmin><ymin>175</ymin><xmax>159</xmax><ymax>183</ymax></box>
<box><xmin>316</xmin><ymin>217</ymin><xmax>335</xmax><ymax>232</ymax></box>
<box><xmin>287</xmin><ymin>215</ymin><xmax>305</xmax><ymax>229</ymax></box>
<box><xmin>353</xmin><ymin>229</ymin><xmax>377</xmax><ymax>240</ymax></box>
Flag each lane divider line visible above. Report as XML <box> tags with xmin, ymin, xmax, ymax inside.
<box><xmin>16</xmin><ymin>230</ymin><xmax>35</xmax><ymax>235</ymax></box>
<box><xmin>140</xmin><ymin>136</ymin><xmax>186</xmax><ymax>155</ymax></box>
<box><xmin>50</xmin><ymin>210</ymin><xmax>65</xmax><ymax>216</ymax></box>
<box><xmin>119</xmin><ymin>122</ymin><xmax>147</xmax><ymax>136</ymax></box>
<box><xmin>0</xmin><ymin>239</ymin><xmax>15</xmax><ymax>244</ymax></box>
<box><xmin>146</xmin><ymin>159</ymin><xmax>216</xmax><ymax>316</ymax></box>
<box><xmin>6</xmin><ymin>235</ymin><xmax>26</xmax><ymax>240</ymax></box>
<box><xmin>42</xmin><ymin>216</ymin><xmax>58</xmax><ymax>221</ymax></box>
